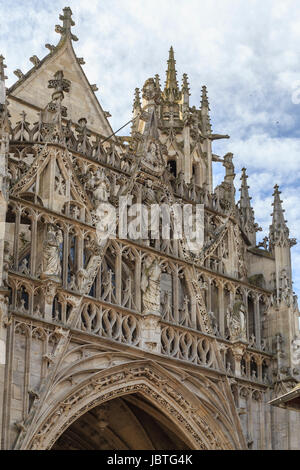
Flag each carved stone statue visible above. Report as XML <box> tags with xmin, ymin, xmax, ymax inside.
<box><xmin>93</xmin><ymin>168</ymin><xmax>110</xmax><ymax>206</ymax></box>
<box><xmin>146</xmin><ymin>142</ymin><xmax>158</xmax><ymax>164</ymax></box>
<box><xmin>42</xmin><ymin>225</ymin><xmax>63</xmax><ymax>279</ymax></box>
<box><xmin>208</xmin><ymin>311</ymin><xmax>219</xmax><ymax>336</ymax></box>
<box><xmin>141</xmin><ymin>139</ymin><xmax>166</xmax><ymax>176</ymax></box>
<box><xmin>2</xmin><ymin>241</ymin><xmax>10</xmax><ymax>286</ymax></box>
<box><xmin>141</xmin><ymin>256</ymin><xmax>161</xmax><ymax>314</ymax></box>
<box><xmin>226</xmin><ymin>300</ymin><xmax>247</xmax><ymax>341</ymax></box>
<box><xmin>223</xmin><ymin>153</ymin><xmax>235</xmax><ymax>183</ymax></box>
<box><xmin>142</xmin><ymin>78</ymin><xmax>159</xmax><ymax>102</ymax></box>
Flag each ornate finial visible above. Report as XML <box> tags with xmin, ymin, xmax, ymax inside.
<box><xmin>200</xmin><ymin>85</ymin><xmax>212</xmax><ymax>134</ymax></box>
<box><xmin>0</xmin><ymin>55</ymin><xmax>7</xmax><ymax>107</ymax></box>
<box><xmin>55</xmin><ymin>6</ymin><xmax>78</xmax><ymax>42</ymax></box>
<box><xmin>269</xmin><ymin>184</ymin><xmax>291</xmax><ymax>248</ymax></box>
<box><xmin>238</xmin><ymin>167</ymin><xmax>260</xmax><ymax>242</ymax></box>
<box><xmin>30</xmin><ymin>55</ymin><xmax>40</xmax><ymax>67</ymax></box>
<box><xmin>0</xmin><ymin>55</ymin><xmax>10</xmax><ymax>200</ymax></box>
<box><xmin>133</xmin><ymin>88</ymin><xmax>141</xmax><ymax>112</ymax></box>
<box><xmin>0</xmin><ymin>55</ymin><xmax>7</xmax><ymax>82</ymax></box>
<box><xmin>154</xmin><ymin>74</ymin><xmax>161</xmax><ymax>91</ymax></box>
<box><xmin>239</xmin><ymin>168</ymin><xmax>252</xmax><ymax>204</ymax></box>
<box><xmin>48</xmin><ymin>70</ymin><xmax>71</xmax><ymax>102</ymax></box>
<box><xmin>201</xmin><ymin>85</ymin><xmax>210</xmax><ymax>110</ymax></box>
<box><xmin>163</xmin><ymin>46</ymin><xmax>179</xmax><ymax>101</ymax></box>
<box><xmin>13</xmin><ymin>69</ymin><xmax>24</xmax><ymax>80</ymax></box>
<box><xmin>182</xmin><ymin>73</ymin><xmax>190</xmax><ymax>95</ymax></box>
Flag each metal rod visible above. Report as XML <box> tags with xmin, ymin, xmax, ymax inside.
<box><xmin>100</xmin><ymin>116</ymin><xmax>138</xmax><ymax>145</ymax></box>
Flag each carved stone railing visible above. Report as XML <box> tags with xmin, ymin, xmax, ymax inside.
<box><xmin>8</xmin><ymin>115</ymin><xmax>230</xmax><ymax>216</ymax></box>
<box><xmin>8</xmin><ymin>115</ymin><xmax>136</xmax><ymax>175</ymax></box>
<box><xmin>78</xmin><ymin>301</ymin><xmax>141</xmax><ymax>347</ymax></box>
<box><xmin>160</xmin><ymin>322</ymin><xmax>217</xmax><ymax>368</ymax></box>
<box><xmin>7</xmin><ymin>274</ymin><xmax>273</xmax><ymax>383</ymax></box>
<box><xmin>172</xmin><ymin>177</ymin><xmax>230</xmax><ymax>214</ymax></box>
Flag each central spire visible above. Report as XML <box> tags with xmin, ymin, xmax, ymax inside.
<box><xmin>163</xmin><ymin>46</ymin><xmax>180</xmax><ymax>101</ymax></box>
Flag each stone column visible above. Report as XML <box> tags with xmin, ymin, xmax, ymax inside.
<box><xmin>140</xmin><ymin>312</ymin><xmax>161</xmax><ymax>354</ymax></box>
<box><xmin>254</xmin><ymin>294</ymin><xmax>261</xmax><ymax>348</ymax></box>
<box><xmin>207</xmin><ymin>278</ymin><xmax>212</xmax><ymax>314</ymax></box>
<box><xmin>29</xmin><ymin>214</ymin><xmax>38</xmax><ymax>277</ymax></box>
<box><xmin>115</xmin><ymin>245</ymin><xmax>122</xmax><ymax>305</ymax></box>
<box><xmin>0</xmin><ymin>289</ymin><xmax>10</xmax><ymax>449</ymax></box>
<box><xmin>62</xmin><ymin>228</ymin><xmax>69</xmax><ymax>289</ymax></box>
<box><xmin>231</xmin><ymin>341</ymin><xmax>247</xmax><ymax>378</ymax></box>
<box><xmin>183</xmin><ymin>126</ymin><xmax>191</xmax><ymax>184</ymax></box>
<box><xmin>42</xmin><ymin>280</ymin><xmax>59</xmax><ymax>322</ymax></box>
<box><xmin>217</xmin><ymin>280</ymin><xmax>225</xmax><ymax>336</ymax></box>
<box><xmin>13</xmin><ymin>208</ymin><xmax>21</xmax><ymax>271</ymax></box>
<box><xmin>135</xmin><ymin>252</ymin><xmax>142</xmax><ymax>312</ymax></box>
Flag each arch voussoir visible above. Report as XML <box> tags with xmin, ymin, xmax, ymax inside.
<box><xmin>19</xmin><ymin>360</ymin><xmax>236</xmax><ymax>450</ymax></box>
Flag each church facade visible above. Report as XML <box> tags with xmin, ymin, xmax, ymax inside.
<box><xmin>0</xmin><ymin>7</ymin><xmax>300</xmax><ymax>450</ymax></box>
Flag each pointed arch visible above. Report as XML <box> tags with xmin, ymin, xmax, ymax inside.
<box><xmin>16</xmin><ymin>359</ymin><xmax>244</xmax><ymax>450</ymax></box>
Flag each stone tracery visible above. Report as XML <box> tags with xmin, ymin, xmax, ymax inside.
<box><xmin>0</xmin><ymin>6</ymin><xmax>299</xmax><ymax>451</ymax></box>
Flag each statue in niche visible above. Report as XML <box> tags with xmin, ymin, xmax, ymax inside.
<box><xmin>226</xmin><ymin>300</ymin><xmax>247</xmax><ymax>341</ymax></box>
<box><xmin>141</xmin><ymin>255</ymin><xmax>161</xmax><ymax>314</ymax></box>
<box><xmin>41</xmin><ymin>225</ymin><xmax>63</xmax><ymax>280</ymax></box>
<box><xmin>280</xmin><ymin>270</ymin><xmax>293</xmax><ymax>306</ymax></box>
<box><xmin>76</xmin><ymin>268</ymin><xmax>89</xmax><ymax>294</ymax></box>
<box><xmin>143</xmin><ymin>179</ymin><xmax>157</xmax><ymax>205</ymax></box>
<box><xmin>141</xmin><ymin>139</ymin><xmax>166</xmax><ymax>176</ymax></box>
<box><xmin>2</xmin><ymin>241</ymin><xmax>11</xmax><ymax>286</ymax></box>
<box><xmin>142</xmin><ymin>78</ymin><xmax>159</xmax><ymax>102</ymax></box>
<box><xmin>208</xmin><ymin>311</ymin><xmax>219</xmax><ymax>336</ymax></box>
<box><xmin>146</xmin><ymin>142</ymin><xmax>158</xmax><ymax>165</ymax></box>
<box><xmin>93</xmin><ymin>168</ymin><xmax>110</xmax><ymax>206</ymax></box>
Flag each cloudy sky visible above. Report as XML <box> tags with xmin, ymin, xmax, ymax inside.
<box><xmin>1</xmin><ymin>0</ymin><xmax>300</xmax><ymax>295</ymax></box>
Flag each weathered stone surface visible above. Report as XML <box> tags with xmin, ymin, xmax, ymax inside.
<box><xmin>0</xmin><ymin>7</ymin><xmax>299</xmax><ymax>451</ymax></box>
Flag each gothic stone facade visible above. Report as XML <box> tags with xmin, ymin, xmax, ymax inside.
<box><xmin>0</xmin><ymin>7</ymin><xmax>300</xmax><ymax>450</ymax></box>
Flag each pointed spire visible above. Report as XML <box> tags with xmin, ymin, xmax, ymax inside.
<box><xmin>0</xmin><ymin>55</ymin><xmax>7</xmax><ymax>107</ymax></box>
<box><xmin>238</xmin><ymin>168</ymin><xmax>259</xmax><ymax>245</ymax></box>
<box><xmin>143</xmin><ymin>108</ymin><xmax>159</xmax><ymax>140</ymax></box>
<box><xmin>239</xmin><ymin>168</ymin><xmax>252</xmax><ymax>209</ymax></box>
<box><xmin>0</xmin><ymin>55</ymin><xmax>10</xmax><ymax>201</ymax></box>
<box><xmin>0</xmin><ymin>55</ymin><xmax>7</xmax><ymax>83</ymax></box>
<box><xmin>269</xmin><ymin>185</ymin><xmax>293</xmax><ymax>248</ymax></box>
<box><xmin>182</xmin><ymin>73</ymin><xmax>190</xmax><ymax>94</ymax></box>
<box><xmin>55</xmin><ymin>6</ymin><xmax>78</xmax><ymax>42</ymax></box>
<box><xmin>154</xmin><ymin>74</ymin><xmax>161</xmax><ymax>92</ymax></box>
<box><xmin>201</xmin><ymin>85</ymin><xmax>210</xmax><ymax>110</ymax></box>
<box><xmin>200</xmin><ymin>85</ymin><xmax>212</xmax><ymax>134</ymax></box>
<box><xmin>163</xmin><ymin>47</ymin><xmax>180</xmax><ymax>101</ymax></box>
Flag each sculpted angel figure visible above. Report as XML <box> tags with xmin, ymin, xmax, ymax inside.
<box><xmin>93</xmin><ymin>169</ymin><xmax>110</xmax><ymax>206</ymax></box>
<box><xmin>226</xmin><ymin>300</ymin><xmax>247</xmax><ymax>341</ymax></box>
<box><xmin>141</xmin><ymin>256</ymin><xmax>161</xmax><ymax>314</ymax></box>
<box><xmin>42</xmin><ymin>225</ymin><xmax>63</xmax><ymax>279</ymax></box>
